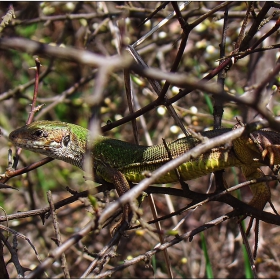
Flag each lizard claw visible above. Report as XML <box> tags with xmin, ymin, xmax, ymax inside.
<box><xmin>110</xmin><ymin>203</ymin><xmax>132</xmax><ymax>236</ymax></box>
<box><xmin>262</xmin><ymin>145</ymin><xmax>280</xmax><ymax>166</ymax></box>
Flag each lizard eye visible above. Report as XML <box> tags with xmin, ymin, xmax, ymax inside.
<box><xmin>33</xmin><ymin>129</ymin><xmax>47</xmax><ymax>138</ymax></box>
<box><xmin>62</xmin><ymin>135</ymin><xmax>70</xmax><ymax>147</ymax></box>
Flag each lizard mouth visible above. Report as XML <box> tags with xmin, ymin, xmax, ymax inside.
<box><xmin>10</xmin><ymin>140</ymin><xmax>52</xmax><ymax>152</ymax></box>
<box><xmin>9</xmin><ymin>131</ymin><xmax>61</xmax><ymax>152</ymax></box>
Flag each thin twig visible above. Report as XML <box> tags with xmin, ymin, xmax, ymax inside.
<box><xmin>47</xmin><ymin>191</ymin><xmax>70</xmax><ymax>278</ymax></box>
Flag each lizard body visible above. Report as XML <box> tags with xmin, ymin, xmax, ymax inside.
<box><xmin>8</xmin><ymin>120</ymin><xmax>280</xmax><ymax>225</ymax></box>
<box><xmin>9</xmin><ymin>121</ymin><xmax>240</xmax><ymax>182</ymax></box>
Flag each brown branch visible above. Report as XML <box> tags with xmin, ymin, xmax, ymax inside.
<box><xmin>1</xmin><ymin>157</ymin><xmax>54</xmax><ymax>184</ymax></box>
<box><xmin>0</xmin><ymin>37</ymin><xmax>132</xmax><ymax>70</ymax></box>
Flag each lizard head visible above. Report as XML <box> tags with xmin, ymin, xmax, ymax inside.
<box><xmin>9</xmin><ymin>121</ymin><xmax>88</xmax><ymax>169</ymax></box>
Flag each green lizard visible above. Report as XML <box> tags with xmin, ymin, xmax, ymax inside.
<box><xmin>8</xmin><ymin>120</ymin><xmax>280</xmax><ymax>229</ymax></box>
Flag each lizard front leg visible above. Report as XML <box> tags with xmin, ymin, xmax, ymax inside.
<box><xmin>96</xmin><ymin>164</ymin><xmax>132</xmax><ymax>234</ymax></box>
